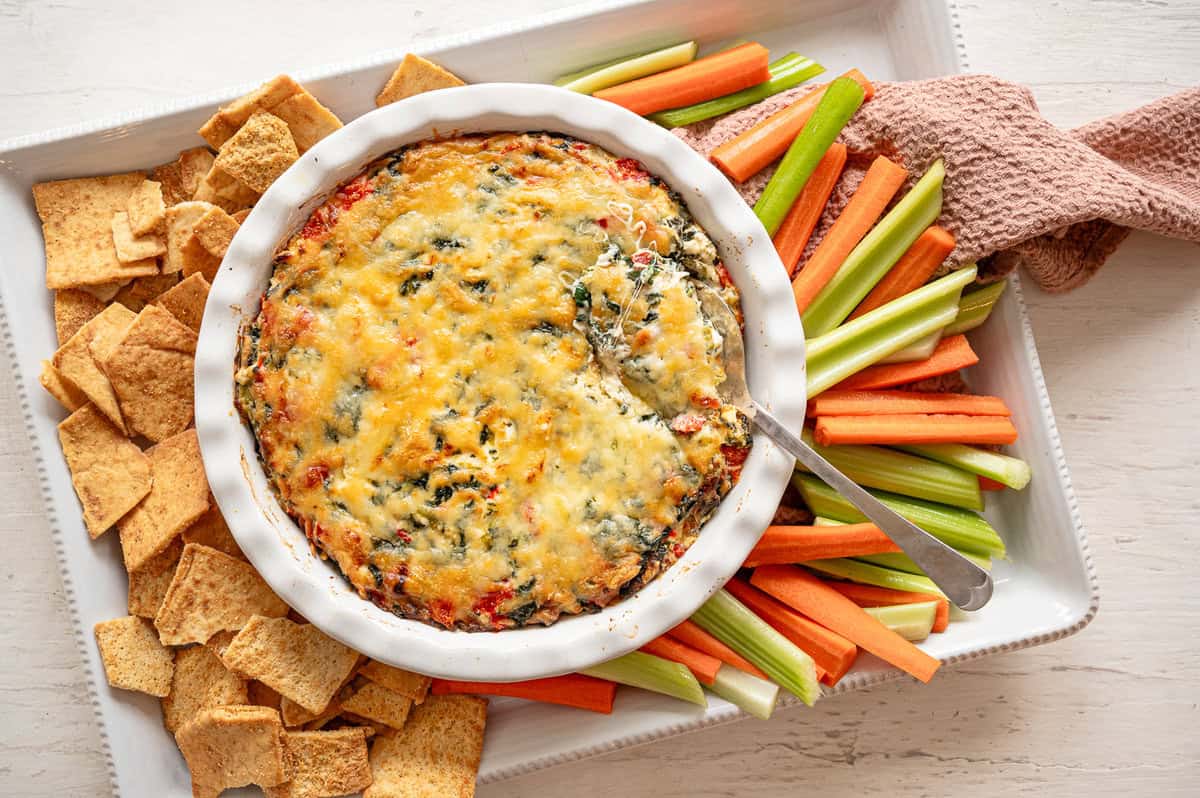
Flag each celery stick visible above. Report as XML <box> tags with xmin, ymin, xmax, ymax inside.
<box><xmin>754</xmin><ymin>76</ymin><xmax>865</xmax><ymax>235</ymax></box>
<box><xmin>805</xmin><ymin>266</ymin><xmax>976</xmax><ymax>397</ymax></box>
<box><xmin>863</xmin><ymin>601</ymin><xmax>939</xmax><ymax>641</ymax></box>
<box><xmin>649</xmin><ymin>54</ymin><xmax>825</xmax><ymax>127</ymax></box>
<box><xmin>878</xmin><ymin>330</ymin><xmax>943</xmax><ymax>364</ymax></box>
<box><xmin>805</xmin><ymin>558</ymin><xmax>945</xmax><ymax>597</ymax></box>
<box><xmin>792</xmin><ymin>472</ymin><xmax>1006</xmax><ymax>558</ymax></box>
<box><xmin>708</xmin><ymin>664</ymin><xmax>780</xmax><ymax>720</ymax></box>
<box><xmin>581</xmin><ymin>651</ymin><xmax>706</xmax><ymax>706</ymax></box>
<box><xmin>857</xmin><ymin>550</ymin><xmax>991</xmax><ymax>574</ymax></box>
<box><xmin>797</xmin><ymin>428</ymin><xmax>983</xmax><ymax>509</ymax></box>
<box><xmin>691</xmin><ymin>588</ymin><xmax>820</xmax><ymax>705</ymax></box>
<box><xmin>944</xmin><ymin>279</ymin><xmax>1006</xmax><ymax>335</ymax></box>
<box><xmin>897</xmin><ymin>443</ymin><xmax>1032</xmax><ymax>490</ymax></box>
<box><xmin>802</xmin><ymin>160</ymin><xmax>946</xmax><ymax>336</ymax></box>
<box><xmin>556</xmin><ymin>41</ymin><xmax>699</xmax><ymax>94</ymax></box>
<box><xmin>812</xmin><ymin>515</ymin><xmax>844</xmax><ymax>526</ymax></box>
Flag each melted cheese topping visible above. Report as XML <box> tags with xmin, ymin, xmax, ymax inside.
<box><xmin>237</xmin><ymin>133</ymin><xmax>750</xmax><ymax>630</ymax></box>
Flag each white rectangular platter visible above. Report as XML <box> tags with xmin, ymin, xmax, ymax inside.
<box><xmin>0</xmin><ymin>0</ymin><xmax>1098</xmax><ymax>795</ymax></box>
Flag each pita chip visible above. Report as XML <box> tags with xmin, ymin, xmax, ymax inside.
<box><xmin>181</xmin><ymin>504</ymin><xmax>243</xmax><ymax>559</ymax></box>
<box><xmin>94</xmin><ymin>615</ymin><xmax>175</xmax><ymax>697</ymax></box>
<box><xmin>215</xmin><ymin>111</ymin><xmax>299</xmax><ymax>193</ymax></box>
<box><xmin>113</xmin><ymin>272</ymin><xmax>180</xmax><ymax>312</ymax></box>
<box><xmin>53</xmin><ymin>288</ymin><xmax>107</xmax><ymax>344</ymax></box>
<box><xmin>359</xmin><ymin>661</ymin><xmax>431</xmax><ymax>704</ymax></box>
<box><xmin>155</xmin><ymin>272</ymin><xmax>210</xmax><ymax>332</ymax></box>
<box><xmin>263</xmin><ymin>728</ymin><xmax>372</xmax><ymax>798</ymax></box>
<box><xmin>194</xmin><ymin>163</ymin><xmax>260</xmax><ymax>214</ymax></box>
<box><xmin>118</xmin><ymin>430</ymin><xmax>209</xmax><ymax>571</ymax></box>
<box><xmin>154</xmin><ymin>147</ymin><xmax>216</xmax><ymax>206</ymax></box>
<box><xmin>161</xmin><ymin>643</ymin><xmax>249</xmax><ymax>733</ymax></box>
<box><xmin>111</xmin><ymin>211</ymin><xmax>167</xmax><ymax>261</ymax></box>
<box><xmin>52</xmin><ymin>302</ymin><xmax>134</xmax><ymax>430</ymax></box>
<box><xmin>127</xmin><ymin>179</ymin><xmax>167</xmax><ymax>236</ymax></box>
<box><xmin>179</xmin><ymin>205</ymin><xmax>239</xmax><ymax>281</ymax></box>
<box><xmin>39</xmin><ymin>360</ymin><xmax>87</xmax><ymax>411</ymax></box>
<box><xmin>364</xmin><ymin>695</ymin><xmax>487</xmax><ymax>798</ymax></box>
<box><xmin>175</xmin><ymin>705</ymin><xmax>287</xmax><ymax>796</ymax></box>
<box><xmin>154</xmin><ymin>543</ymin><xmax>288</xmax><ymax>646</ymax></box>
<box><xmin>199</xmin><ymin>75</ymin><xmax>341</xmax><ymax>153</ymax></box>
<box><xmin>101</xmin><ymin>304</ymin><xmax>197</xmax><ymax>441</ymax></box>
<box><xmin>57</xmin><ymin>404</ymin><xmax>151</xmax><ymax>537</ymax></box>
<box><xmin>339</xmin><ymin>681</ymin><xmax>412</xmax><ymax>730</ymax></box>
<box><xmin>34</xmin><ymin>173</ymin><xmax>160</xmax><ymax>289</ymax></box>
<box><xmin>376</xmin><ymin>54</ymin><xmax>465</xmax><ymax>107</ymax></box>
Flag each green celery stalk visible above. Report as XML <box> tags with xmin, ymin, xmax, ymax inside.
<box><xmin>944</xmin><ymin>279</ymin><xmax>1006</xmax><ymax>335</ymax></box>
<box><xmin>863</xmin><ymin>601</ymin><xmax>940</xmax><ymax>641</ymax></box>
<box><xmin>805</xmin><ymin>558</ymin><xmax>945</xmax><ymax>597</ymax></box>
<box><xmin>797</xmin><ymin>428</ymin><xmax>983</xmax><ymax>509</ymax></box>
<box><xmin>753</xmin><ymin>76</ymin><xmax>866</xmax><ymax>235</ymax></box>
<box><xmin>556</xmin><ymin>41</ymin><xmax>699</xmax><ymax>94</ymax></box>
<box><xmin>691</xmin><ymin>588</ymin><xmax>820</xmax><ymax>705</ymax></box>
<box><xmin>802</xmin><ymin>160</ymin><xmax>946</xmax><ymax>336</ymax></box>
<box><xmin>878</xmin><ymin>330</ymin><xmax>943</xmax><ymax>364</ymax></box>
<box><xmin>581</xmin><ymin>651</ymin><xmax>706</xmax><ymax>706</ymax></box>
<box><xmin>649</xmin><ymin>54</ymin><xmax>825</xmax><ymax>127</ymax></box>
<box><xmin>792</xmin><ymin>472</ymin><xmax>1006</xmax><ymax>558</ymax></box>
<box><xmin>897</xmin><ymin>443</ymin><xmax>1032</xmax><ymax>490</ymax></box>
<box><xmin>856</xmin><ymin>550</ymin><xmax>991</xmax><ymax>574</ymax></box>
<box><xmin>708</xmin><ymin>664</ymin><xmax>779</xmax><ymax>720</ymax></box>
<box><xmin>805</xmin><ymin>266</ymin><xmax>976</xmax><ymax>397</ymax></box>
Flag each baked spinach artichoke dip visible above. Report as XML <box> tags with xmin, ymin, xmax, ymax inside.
<box><xmin>236</xmin><ymin>131</ymin><xmax>751</xmax><ymax>631</ymax></box>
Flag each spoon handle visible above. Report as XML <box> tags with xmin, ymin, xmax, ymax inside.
<box><xmin>750</xmin><ymin>400</ymin><xmax>993</xmax><ymax>611</ymax></box>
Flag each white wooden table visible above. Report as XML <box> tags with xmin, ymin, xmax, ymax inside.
<box><xmin>1</xmin><ymin>1</ymin><xmax>1197</xmax><ymax>795</ymax></box>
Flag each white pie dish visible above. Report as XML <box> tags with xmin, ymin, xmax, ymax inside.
<box><xmin>193</xmin><ymin>82</ymin><xmax>806</xmax><ymax>681</ymax></box>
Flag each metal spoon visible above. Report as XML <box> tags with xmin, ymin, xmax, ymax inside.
<box><xmin>695</xmin><ymin>285</ymin><xmax>993</xmax><ymax>611</ymax></box>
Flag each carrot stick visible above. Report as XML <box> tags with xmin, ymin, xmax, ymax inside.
<box><xmin>809</xmin><ymin>390</ymin><xmax>1012</xmax><ymax>417</ymax></box>
<box><xmin>710</xmin><ymin>69</ymin><xmax>874</xmax><ymax>182</ymax></box>
<box><xmin>814</xmin><ymin>414</ymin><xmax>1019</xmax><ymax>446</ymax></box>
<box><xmin>593</xmin><ymin>42</ymin><xmax>771</xmax><ymax>117</ymax></box>
<box><xmin>641</xmin><ymin>636</ymin><xmax>722</xmax><ymax>686</ymax></box>
<box><xmin>848</xmin><ymin>226</ymin><xmax>957</xmax><ymax>319</ymax></box>
<box><xmin>751</xmin><ymin>565</ymin><xmax>940</xmax><ymax>682</ymax></box>
<box><xmin>825</xmin><ymin>581</ymin><xmax>950</xmax><ymax>634</ymax></box>
<box><xmin>791</xmin><ymin>156</ymin><xmax>909</xmax><ymax>314</ymax></box>
<box><xmin>772</xmin><ymin>143</ymin><xmax>847</xmax><ymax>277</ymax></box>
<box><xmin>744</xmin><ymin>524</ymin><xmax>900</xmax><ymax>567</ymax></box>
<box><xmin>832</xmin><ymin>334</ymin><xmax>978</xmax><ymax>391</ymax></box>
<box><xmin>430</xmin><ymin>673</ymin><xmax>616</xmax><ymax>714</ymax></box>
<box><xmin>725</xmin><ymin>577</ymin><xmax>857</xmax><ymax>685</ymax></box>
<box><xmin>667</xmin><ymin>619</ymin><xmax>769</xmax><ymax>680</ymax></box>
<box><xmin>979</xmin><ymin>476</ymin><xmax>1007</xmax><ymax>491</ymax></box>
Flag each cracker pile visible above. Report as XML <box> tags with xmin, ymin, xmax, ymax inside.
<box><xmin>36</xmin><ymin>58</ymin><xmax>491</xmax><ymax>798</ymax></box>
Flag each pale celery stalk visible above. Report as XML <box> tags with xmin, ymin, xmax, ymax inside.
<box><xmin>754</xmin><ymin>76</ymin><xmax>865</xmax><ymax>235</ymax></box>
<box><xmin>812</xmin><ymin>515</ymin><xmax>844</xmax><ymax>526</ymax></box>
<box><xmin>649</xmin><ymin>54</ymin><xmax>824</xmax><ymax>127</ymax></box>
<box><xmin>857</xmin><ymin>550</ymin><xmax>991</xmax><ymax>574</ymax></box>
<box><xmin>804</xmin><ymin>558</ymin><xmax>945</xmax><ymax>597</ymax></box>
<box><xmin>863</xmin><ymin>601</ymin><xmax>940</xmax><ymax>641</ymax></box>
<box><xmin>792</xmin><ymin>472</ymin><xmax>1006</xmax><ymax>558</ymax></box>
<box><xmin>708</xmin><ymin>664</ymin><xmax>780</xmax><ymax>720</ymax></box>
<box><xmin>691</xmin><ymin>588</ymin><xmax>820</xmax><ymax>705</ymax></box>
<box><xmin>582</xmin><ymin>651</ymin><xmax>706</xmax><ymax>706</ymax></box>
<box><xmin>802</xmin><ymin>160</ymin><xmax>946</xmax><ymax>336</ymax></box>
<box><xmin>805</xmin><ymin>266</ymin><xmax>976</xmax><ymax>397</ymax></box>
<box><xmin>944</xmin><ymin>280</ymin><xmax>1006</xmax><ymax>335</ymax></box>
<box><xmin>556</xmin><ymin>41</ymin><xmax>699</xmax><ymax>94</ymax></box>
<box><xmin>796</xmin><ymin>429</ymin><xmax>983</xmax><ymax>510</ymax></box>
<box><xmin>897</xmin><ymin>443</ymin><xmax>1032</xmax><ymax>490</ymax></box>
<box><xmin>878</xmin><ymin>330</ymin><xmax>943</xmax><ymax>364</ymax></box>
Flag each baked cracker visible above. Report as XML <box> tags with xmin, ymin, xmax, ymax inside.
<box><xmin>114</xmin><ymin>272</ymin><xmax>181</xmax><ymax>312</ymax></box>
<box><xmin>53</xmin><ymin>288</ymin><xmax>107</xmax><ymax>344</ymax></box>
<box><xmin>127</xmin><ymin>179</ymin><xmax>167</xmax><ymax>236</ymax></box>
<box><xmin>153</xmin><ymin>147</ymin><xmax>216</xmax><ymax>206</ymax></box>
<box><xmin>118</xmin><ymin>430</ymin><xmax>210</xmax><ymax>571</ymax></box>
<box><xmin>339</xmin><ymin>681</ymin><xmax>412</xmax><ymax>730</ymax></box>
<box><xmin>155</xmin><ymin>272</ymin><xmax>211</xmax><ymax>333</ymax></box>
<box><xmin>57</xmin><ymin>404</ymin><xmax>150</xmax><ymax>538</ymax></box>
<box><xmin>101</xmin><ymin>304</ymin><xmax>197</xmax><ymax>441</ymax></box>
<box><xmin>376</xmin><ymin>54</ymin><xmax>465</xmax><ymax>107</ymax></box>
<box><xmin>175</xmin><ymin>705</ymin><xmax>287</xmax><ymax>796</ymax></box>
<box><xmin>359</xmin><ymin>661</ymin><xmax>431</xmax><ymax>704</ymax></box>
<box><xmin>364</xmin><ymin>695</ymin><xmax>487</xmax><ymax>798</ymax></box>
<box><xmin>198</xmin><ymin>75</ymin><xmax>341</xmax><ymax>153</ymax></box>
<box><xmin>215</xmin><ymin>111</ymin><xmax>299</xmax><ymax>193</ymax></box>
<box><xmin>111</xmin><ymin>210</ymin><xmax>167</xmax><ymax>261</ymax></box>
<box><xmin>52</xmin><ymin>302</ymin><xmax>136</xmax><ymax>431</ymax></box>
<box><xmin>263</xmin><ymin>728</ymin><xmax>372</xmax><ymax>798</ymax></box>
<box><xmin>128</xmin><ymin>536</ymin><xmax>184</xmax><ymax>619</ymax></box>
<box><xmin>39</xmin><ymin>360</ymin><xmax>87</xmax><ymax>411</ymax></box>
<box><xmin>162</xmin><ymin>643</ymin><xmax>249</xmax><ymax>733</ymax></box>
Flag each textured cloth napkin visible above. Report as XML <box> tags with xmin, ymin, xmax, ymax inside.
<box><xmin>674</xmin><ymin>75</ymin><xmax>1200</xmax><ymax>292</ymax></box>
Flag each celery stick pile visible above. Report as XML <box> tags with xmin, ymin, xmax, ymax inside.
<box><xmin>451</xmin><ymin>39</ymin><xmax>1032</xmax><ymax>721</ymax></box>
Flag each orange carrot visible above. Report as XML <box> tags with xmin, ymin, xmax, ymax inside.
<box><xmin>744</xmin><ymin>524</ymin><xmax>900</xmax><ymax>567</ymax></box>
<box><xmin>979</xmin><ymin>476</ymin><xmax>1007</xmax><ymax>491</ymax></box>
<box><xmin>825</xmin><ymin>582</ymin><xmax>950</xmax><ymax>634</ymax></box>
<box><xmin>641</xmin><ymin>636</ymin><xmax>722</xmax><ymax>686</ymax></box>
<box><xmin>725</xmin><ymin>577</ymin><xmax>857</xmax><ymax>685</ymax></box>
<box><xmin>430</xmin><ymin>673</ymin><xmax>616</xmax><ymax>714</ymax></box>
<box><xmin>751</xmin><ymin>565</ymin><xmax>940</xmax><ymax>682</ymax></box>
<box><xmin>814</xmin><ymin>414</ymin><xmax>1019</xmax><ymax>446</ymax></box>
<box><xmin>667</xmin><ymin>619</ymin><xmax>769</xmax><ymax>680</ymax></box>
<box><xmin>848</xmin><ymin>226</ymin><xmax>957</xmax><ymax>319</ymax></box>
<box><xmin>593</xmin><ymin>43</ymin><xmax>771</xmax><ymax>117</ymax></box>
<box><xmin>809</xmin><ymin>390</ymin><xmax>1011</xmax><ymax>417</ymax></box>
<box><xmin>772</xmin><ymin>143</ymin><xmax>848</xmax><ymax>277</ymax></box>
<box><xmin>832</xmin><ymin>334</ymin><xmax>979</xmax><ymax>391</ymax></box>
<box><xmin>710</xmin><ymin>69</ymin><xmax>874</xmax><ymax>182</ymax></box>
<box><xmin>791</xmin><ymin>156</ymin><xmax>909</xmax><ymax>314</ymax></box>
